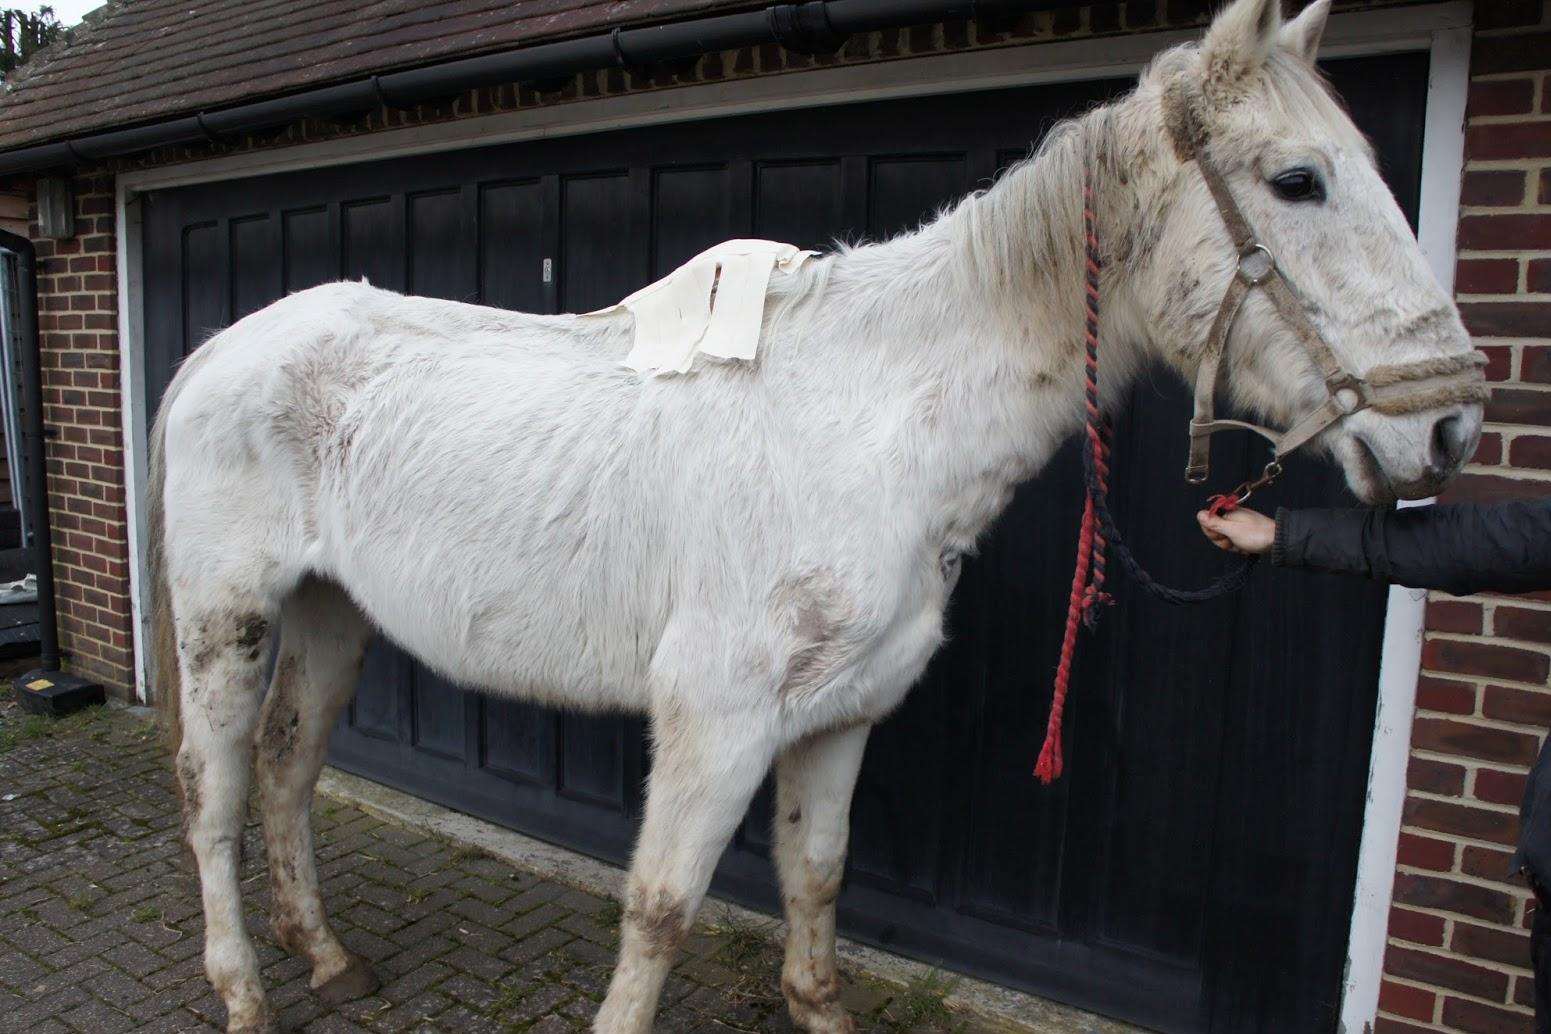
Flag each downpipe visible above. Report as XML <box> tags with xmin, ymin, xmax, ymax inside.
<box><xmin>0</xmin><ymin>228</ymin><xmax>104</xmax><ymax>714</ymax></box>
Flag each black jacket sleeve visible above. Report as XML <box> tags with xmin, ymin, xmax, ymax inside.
<box><xmin>1513</xmin><ymin>735</ymin><xmax>1551</xmax><ymax>895</ymax></box>
<box><xmin>1272</xmin><ymin>498</ymin><xmax>1551</xmax><ymax>596</ymax></box>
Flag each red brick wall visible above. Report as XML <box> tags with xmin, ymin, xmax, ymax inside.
<box><xmin>1378</xmin><ymin>2</ymin><xmax>1551</xmax><ymax>1031</ymax></box>
<box><xmin>28</xmin><ymin>172</ymin><xmax>132</xmax><ymax>694</ymax></box>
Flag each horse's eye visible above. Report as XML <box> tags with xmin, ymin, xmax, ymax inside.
<box><xmin>1270</xmin><ymin>168</ymin><xmax>1325</xmax><ymax>203</ymax></box>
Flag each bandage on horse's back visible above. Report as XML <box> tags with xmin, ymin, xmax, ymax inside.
<box><xmin>592</xmin><ymin>240</ymin><xmax>815</xmax><ymax>376</ymax></box>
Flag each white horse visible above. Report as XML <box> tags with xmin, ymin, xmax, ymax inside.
<box><xmin>149</xmin><ymin>0</ymin><xmax>1482</xmax><ymax>1029</ymax></box>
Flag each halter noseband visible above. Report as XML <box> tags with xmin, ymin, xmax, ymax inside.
<box><xmin>1165</xmin><ymin>83</ymin><xmax>1488</xmax><ymax>487</ymax></box>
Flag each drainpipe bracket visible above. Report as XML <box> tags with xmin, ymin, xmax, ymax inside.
<box><xmin>766</xmin><ymin>2</ymin><xmax>848</xmax><ymax>55</ymax></box>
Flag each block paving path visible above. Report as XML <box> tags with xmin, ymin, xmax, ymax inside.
<box><xmin>0</xmin><ymin>702</ymin><xmax>991</xmax><ymax>1033</ymax></box>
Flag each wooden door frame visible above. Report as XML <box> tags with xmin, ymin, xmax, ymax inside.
<box><xmin>114</xmin><ymin>7</ymin><xmax>1473</xmax><ymax>1027</ymax></box>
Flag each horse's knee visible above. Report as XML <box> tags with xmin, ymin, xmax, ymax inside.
<box><xmin>803</xmin><ymin>845</ymin><xmax>845</xmax><ymax>899</ymax></box>
<box><xmin>622</xmin><ymin>884</ymin><xmax>690</xmax><ymax>959</ymax></box>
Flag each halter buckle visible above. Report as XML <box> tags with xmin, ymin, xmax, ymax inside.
<box><xmin>1236</xmin><ymin>243</ymin><xmax>1275</xmax><ymax>286</ymax></box>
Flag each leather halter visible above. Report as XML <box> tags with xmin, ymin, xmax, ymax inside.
<box><xmin>1165</xmin><ymin>86</ymin><xmax>1489</xmax><ymax>487</ymax></box>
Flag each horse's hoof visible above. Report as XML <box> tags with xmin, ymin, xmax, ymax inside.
<box><xmin>788</xmin><ymin>1005</ymin><xmax>857</xmax><ymax>1034</ymax></box>
<box><xmin>313</xmin><ymin>953</ymin><xmax>380</xmax><ymax>1005</ymax></box>
<box><xmin>784</xmin><ymin>988</ymin><xmax>856</xmax><ymax>1034</ymax></box>
<box><xmin>227</xmin><ymin>1009</ymin><xmax>284</xmax><ymax>1034</ymax></box>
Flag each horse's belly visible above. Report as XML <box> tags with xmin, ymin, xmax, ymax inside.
<box><xmin>319</xmin><ymin>528</ymin><xmax>655</xmax><ymax>713</ymax></box>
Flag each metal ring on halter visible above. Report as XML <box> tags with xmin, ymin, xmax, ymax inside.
<box><xmin>1236</xmin><ymin>243</ymin><xmax>1275</xmax><ymax>286</ymax></box>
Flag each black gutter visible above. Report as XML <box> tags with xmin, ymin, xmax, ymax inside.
<box><xmin>0</xmin><ymin>0</ymin><xmax>1039</xmax><ymax>176</ymax></box>
<box><xmin>0</xmin><ymin>229</ymin><xmax>59</xmax><ymax>670</ymax></box>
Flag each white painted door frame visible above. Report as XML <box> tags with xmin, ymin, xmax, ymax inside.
<box><xmin>113</xmin><ymin>7</ymin><xmax>1473</xmax><ymax>1028</ymax></box>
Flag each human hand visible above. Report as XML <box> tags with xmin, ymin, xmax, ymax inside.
<box><xmin>1196</xmin><ymin>507</ymin><xmax>1275</xmax><ymax>555</ymax></box>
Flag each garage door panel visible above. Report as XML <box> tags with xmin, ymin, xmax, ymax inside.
<box><xmin>408</xmin><ymin>188</ymin><xmax>475</xmax><ymax>302</ymax></box>
<box><xmin>866</xmin><ymin>154</ymin><xmax>968</xmax><ymax>239</ymax></box>
<box><xmin>754</xmin><ymin>160</ymin><xmax>844</xmax><ymax>251</ymax></box>
<box><xmin>352</xmin><ymin>639</ymin><xmax>407</xmax><ymax>743</ymax></box>
<box><xmin>847</xmin><ymin>676</ymin><xmax>954</xmax><ymax>901</ymax></box>
<box><xmin>479</xmin><ymin>178</ymin><xmax>551</xmax><ymax>313</ymax></box>
<box><xmin>481</xmin><ymin>696</ymin><xmax>556</xmax><ymax>786</ymax></box>
<box><xmin>653</xmin><ymin>164</ymin><xmax>744</xmax><ymax>275</ymax></box>
<box><xmin>342</xmin><ymin>196</ymin><xmax>402</xmax><ymax>289</ymax></box>
<box><xmin>411</xmin><ymin>665</ymin><xmax>469</xmax><ymax>762</ymax></box>
<box><xmin>560</xmin><ymin>172</ymin><xmax>640</xmax><ymax>312</ymax></box>
<box><xmin>1083</xmin><ymin>388</ymin><xmax>1241</xmax><ymax>965</ymax></box>
<box><xmin>282</xmin><ymin>206</ymin><xmax>336</xmax><ymax>293</ymax></box>
<box><xmin>231</xmin><ymin>214</ymin><xmax>283</xmax><ymax>320</ymax></box>
<box><xmin>953</xmin><ymin>450</ymin><xmax>1085</xmax><ymax>931</ymax></box>
<box><xmin>558</xmin><ymin>713</ymin><xmax>630</xmax><ymax>810</ymax></box>
<box><xmin>182</xmin><ymin>221</ymin><xmax>226</xmax><ymax>350</ymax></box>
<box><xmin>141</xmin><ymin>54</ymin><xmax>1430</xmax><ymax>1032</ymax></box>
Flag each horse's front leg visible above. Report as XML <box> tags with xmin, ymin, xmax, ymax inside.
<box><xmin>774</xmin><ymin>723</ymin><xmax>871</xmax><ymax>1033</ymax></box>
<box><xmin>593</xmin><ymin>685</ymin><xmax>779</xmax><ymax>1033</ymax></box>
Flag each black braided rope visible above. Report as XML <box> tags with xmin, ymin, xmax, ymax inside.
<box><xmin>1080</xmin><ymin>440</ymin><xmax>1258</xmax><ymax>605</ymax></box>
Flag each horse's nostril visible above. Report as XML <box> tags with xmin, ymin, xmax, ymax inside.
<box><xmin>1429</xmin><ymin>414</ymin><xmax>1468</xmax><ymax>475</ymax></box>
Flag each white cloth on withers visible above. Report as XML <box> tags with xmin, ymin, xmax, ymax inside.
<box><xmin>589</xmin><ymin>239</ymin><xmax>814</xmax><ymax>375</ymax></box>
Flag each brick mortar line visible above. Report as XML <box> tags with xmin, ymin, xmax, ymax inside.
<box><xmin>1380</xmin><ymin>965</ymin><xmax>1534</xmax><ymax>1005</ymax></box>
<box><xmin>1422</xmin><ymin>630</ymin><xmax>1551</xmax><ymax>653</ymax></box>
<box><xmin>1373</xmin><ymin>1010</ymin><xmax>1448</xmax><ymax>1033</ymax></box>
<box><xmin>1430</xmin><ymin>754</ymin><xmax>1534</xmax><ymax>779</ymax></box>
<box><xmin>1457</xmin><ymin>159</ymin><xmax>1551</xmax><ymax>171</ymax></box>
<box><xmin>1393</xmin><ymin>858</ymin><xmax>1533</xmax><ymax>901</ymax></box>
<box><xmin>1394</xmin><ymin>828</ymin><xmax>1526</xmax><ymax>866</ymax></box>
<box><xmin>1405</xmin><ymin>784</ymin><xmax>1522</xmax><ymax>812</ymax></box>
<box><xmin>1465</xmin><ymin>439</ymin><xmax>1551</xmax><ymax>454</ymax></box>
<box><xmin>1386</xmin><ymin>912</ymin><xmax>1533</xmax><ymax>957</ymax></box>
<box><xmin>1411</xmin><ymin>681</ymin><xmax>1551</xmax><ymax>711</ymax></box>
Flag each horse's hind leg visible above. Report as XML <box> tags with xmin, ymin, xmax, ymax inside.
<box><xmin>254</xmin><ymin>578</ymin><xmax>376</xmax><ymax>1004</ymax></box>
<box><xmin>172</xmin><ymin>590</ymin><xmax>279</xmax><ymax>1033</ymax></box>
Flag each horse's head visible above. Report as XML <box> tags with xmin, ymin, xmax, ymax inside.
<box><xmin>1126</xmin><ymin>0</ymin><xmax>1483</xmax><ymax>504</ymax></box>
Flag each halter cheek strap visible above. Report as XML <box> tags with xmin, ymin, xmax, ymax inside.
<box><xmin>1167</xmin><ymin>84</ymin><xmax>1489</xmax><ymax>485</ymax></box>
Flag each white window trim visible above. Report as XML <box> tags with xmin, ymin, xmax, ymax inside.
<box><xmin>114</xmin><ymin>7</ymin><xmax>1473</xmax><ymax>1028</ymax></box>
<box><xmin>1339</xmin><ymin>17</ymin><xmax>1472</xmax><ymax>1034</ymax></box>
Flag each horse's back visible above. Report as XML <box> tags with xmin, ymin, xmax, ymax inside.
<box><xmin>160</xmin><ymin>280</ymin><xmax>663</xmax><ymax>703</ymax></box>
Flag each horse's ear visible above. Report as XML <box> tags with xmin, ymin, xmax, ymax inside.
<box><xmin>1199</xmin><ymin>0</ymin><xmax>1283</xmax><ymax>86</ymax></box>
<box><xmin>1277</xmin><ymin>0</ymin><xmax>1329</xmax><ymax>61</ymax></box>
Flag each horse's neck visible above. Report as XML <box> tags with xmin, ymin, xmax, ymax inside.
<box><xmin>824</xmin><ymin>123</ymin><xmax>1143</xmax><ymax>545</ymax></box>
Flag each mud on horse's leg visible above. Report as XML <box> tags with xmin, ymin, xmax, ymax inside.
<box><xmin>175</xmin><ymin>601</ymin><xmax>278</xmax><ymax>1033</ymax></box>
<box><xmin>592</xmin><ymin>701</ymin><xmax>779</xmax><ymax>1033</ymax></box>
<box><xmin>254</xmin><ymin>579</ymin><xmax>377</xmax><ymax>1006</ymax></box>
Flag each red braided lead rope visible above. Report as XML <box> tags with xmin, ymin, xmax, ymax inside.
<box><xmin>1034</xmin><ymin>180</ymin><xmax>1112</xmax><ymax>785</ymax></box>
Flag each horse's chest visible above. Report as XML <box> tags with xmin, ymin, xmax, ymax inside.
<box><xmin>845</xmin><ymin>548</ymin><xmax>960</xmax><ymax>722</ymax></box>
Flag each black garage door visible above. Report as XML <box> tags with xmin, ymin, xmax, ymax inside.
<box><xmin>142</xmin><ymin>52</ymin><xmax>1429</xmax><ymax>1033</ymax></box>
